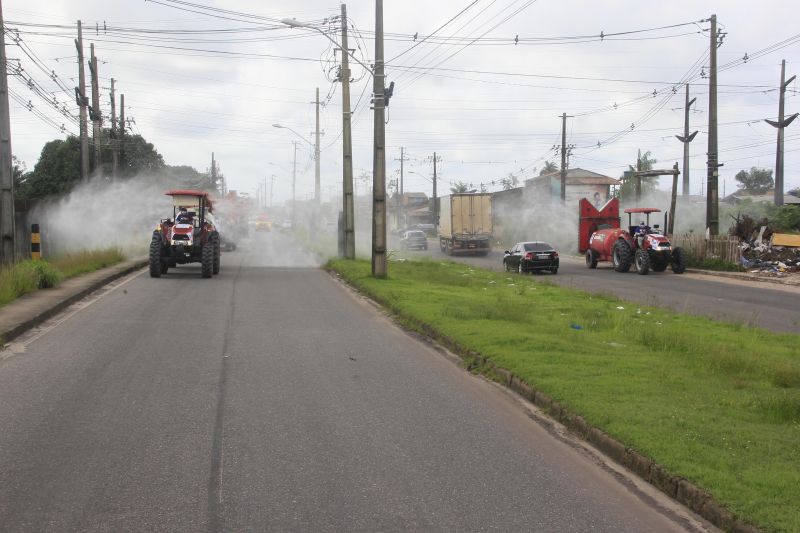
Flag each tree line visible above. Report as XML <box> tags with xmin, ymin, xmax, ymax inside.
<box><xmin>13</xmin><ymin>129</ymin><xmax>219</xmax><ymax>203</ymax></box>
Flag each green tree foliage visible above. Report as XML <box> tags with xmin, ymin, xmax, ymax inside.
<box><xmin>734</xmin><ymin>167</ymin><xmax>774</xmax><ymax>194</ymax></box>
<box><xmin>450</xmin><ymin>181</ymin><xmax>470</xmax><ymax>193</ymax></box>
<box><xmin>539</xmin><ymin>160</ymin><xmax>558</xmax><ymax>176</ymax></box>
<box><xmin>724</xmin><ymin>200</ymin><xmax>800</xmax><ymax>233</ymax></box>
<box><xmin>617</xmin><ymin>149</ymin><xmax>658</xmax><ymax>200</ymax></box>
<box><xmin>16</xmin><ymin>136</ymin><xmax>81</xmax><ymax>201</ymax></box>
<box><xmin>499</xmin><ymin>172</ymin><xmax>519</xmax><ymax>190</ymax></box>
<box><xmin>16</xmin><ymin>129</ymin><xmax>189</xmax><ymax>201</ymax></box>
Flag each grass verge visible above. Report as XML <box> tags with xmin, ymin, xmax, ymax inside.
<box><xmin>328</xmin><ymin>257</ymin><xmax>799</xmax><ymax>533</ymax></box>
<box><xmin>0</xmin><ymin>248</ymin><xmax>125</xmax><ymax>308</ymax></box>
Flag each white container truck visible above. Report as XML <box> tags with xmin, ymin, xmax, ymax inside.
<box><xmin>438</xmin><ymin>193</ymin><xmax>493</xmax><ymax>255</ymax></box>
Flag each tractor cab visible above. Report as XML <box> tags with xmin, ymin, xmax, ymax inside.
<box><xmin>624</xmin><ymin>207</ymin><xmax>660</xmax><ymax>236</ymax></box>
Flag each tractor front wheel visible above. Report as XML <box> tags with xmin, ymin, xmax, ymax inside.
<box><xmin>671</xmin><ymin>247</ymin><xmax>687</xmax><ymax>274</ymax></box>
<box><xmin>149</xmin><ymin>237</ymin><xmax>163</xmax><ymax>278</ymax></box>
<box><xmin>201</xmin><ymin>242</ymin><xmax>214</xmax><ymax>278</ymax></box>
<box><xmin>586</xmin><ymin>249</ymin><xmax>598</xmax><ymax>269</ymax></box>
<box><xmin>634</xmin><ymin>249</ymin><xmax>650</xmax><ymax>275</ymax></box>
<box><xmin>612</xmin><ymin>240</ymin><xmax>632</xmax><ymax>273</ymax></box>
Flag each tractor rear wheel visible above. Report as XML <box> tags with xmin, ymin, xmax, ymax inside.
<box><xmin>612</xmin><ymin>240</ymin><xmax>632</xmax><ymax>273</ymax></box>
<box><xmin>634</xmin><ymin>249</ymin><xmax>650</xmax><ymax>275</ymax></box>
<box><xmin>671</xmin><ymin>247</ymin><xmax>687</xmax><ymax>274</ymax></box>
<box><xmin>149</xmin><ymin>237</ymin><xmax>162</xmax><ymax>278</ymax></box>
<box><xmin>201</xmin><ymin>242</ymin><xmax>214</xmax><ymax>278</ymax></box>
<box><xmin>586</xmin><ymin>249</ymin><xmax>598</xmax><ymax>269</ymax></box>
<box><xmin>212</xmin><ymin>237</ymin><xmax>221</xmax><ymax>275</ymax></box>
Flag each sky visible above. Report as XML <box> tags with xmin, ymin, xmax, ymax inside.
<box><xmin>3</xmin><ymin>0</ymin><xmax>799</xmax><ymax>208</ymax></box>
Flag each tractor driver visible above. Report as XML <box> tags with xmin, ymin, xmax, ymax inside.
<box><xmin>636</xmin><ymin>221</ymin><xmax>648</xmax><ymax>247</ymax></box>
<box><xmin>176</xmin><ymin>206</ymin><xmax>193</xmax><ymax>225</ymax></box>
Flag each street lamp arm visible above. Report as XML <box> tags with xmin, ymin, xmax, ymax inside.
<box><xmin>273</xmin><ymin>123</ymin><xmax>314</xmax><ymax>148</ymax></box>
<box><xmin>281</xmin><ymin>18</ymin><xmax>373</xmax><ymax>74</ymax></box>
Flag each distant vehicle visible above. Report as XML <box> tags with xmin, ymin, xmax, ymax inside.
<box><xmin>150</xmin><ymin>189</ymin><xmax>220</xmax><ymax>279</ymax></box>
<box><xmin>438</xmin><ymin>193</ymin><xmax>493</xmax><ymax>256</ymax></box>
<box><xmin>409</xmin><ymin>223</ymin><xmax>436</xmax><ymax>236</ymax></box>
<box><xmin>254</xmin><ymin>215</ymin><xmax>271</xmax><ymax>231</ymax></box>
<box><xmin>279</xmin><ymin>220</ymin><xmax>292</xmax><ymax>230</ymax></box>
<box><xmin>503</xmin><ymin>241</ymin><xmax>559</xmax><ymax>274</ymax></box>
<box><xmin>400</xmin><ymin>230</ymin><xmax>428</xmax><ymax>250</ymax></box>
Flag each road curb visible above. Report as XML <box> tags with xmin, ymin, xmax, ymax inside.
<box><xmin>1</xmin><ymin>258</ymin><xmax>147</xmax><ymax>344</ymax></box>
<box><xmin>327</xmin><ymin>267</ymin><xmax>763</xmax><ymax>533</ymax></box>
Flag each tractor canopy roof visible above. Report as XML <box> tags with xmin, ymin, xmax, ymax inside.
<box><xmin>165</xmin><ymin>189</ymin><xmax>214</xmax><ymax>212</ymax></box>
<box><xmin>623</xmin><ymin>207</ymin><xmax>661</xmax><ymax>214</ymax></box>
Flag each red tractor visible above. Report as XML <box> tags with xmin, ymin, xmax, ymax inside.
<box><xmin>579</xmin><ymin>198</ymin><xmax>686</xmax><ymax>275</ymax></box>
<box><xmin>149</xmin><ymin>190</ymin><xmax>221</xmax><ymax>278</ymax></box>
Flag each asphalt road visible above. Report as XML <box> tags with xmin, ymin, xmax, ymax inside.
<box><xmin>0</xmin><ymin>231</ymin><xmax>713</xmax><ymax>532</ymax></box>
<box><xmin>406</xmin><ymin>241</ymin><xmax>800</xmax><ymax>334</ymax></box>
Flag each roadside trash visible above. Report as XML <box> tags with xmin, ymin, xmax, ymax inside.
<box><xmin>570</xmin><ymin>323</ymin><xmax>583</xmax><ymax>330</ymax></box>
<box><xmin>732</xmin><ymin>215</ymin><xmax>799</xmax><ymax>278</ymax></box>
<box><xmin>616</xmin><ymin>306</ymin><xmax>625</xmax><ymax>310</ymax></box>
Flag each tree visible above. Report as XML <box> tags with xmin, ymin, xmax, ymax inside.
<box><xmin>539</xmin><ymin>161</ymin><xmax>558</xmax><ymax>176</ymax></box>
<box><xmin>450</xmin><ymin>181</ymin><xmax>470</xmax><ymax>193</ymax></box>
<box><xmin>617</xmin><ymin>149</ymin><xmax>658</xmax><ymax>200</ymax></box>
<box><xmin>734</xmin><ymin>167</ymin><xmax>774</xmax><ymax>194</ymax></box>
<box><xmin>499</xmin><ymin>172</ymin><xmax>519</xmax><ymax>190</ymax></box>
<box><xmin>16</xmin><ymin>136</ymin><xmax>81</xmax><ymax>201</ymax></box>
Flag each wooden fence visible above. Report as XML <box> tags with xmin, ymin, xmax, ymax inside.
<box><xmin>670</xmin><ymin>233</ymin><xmax>741</xmax><ymax>263</ymax></box>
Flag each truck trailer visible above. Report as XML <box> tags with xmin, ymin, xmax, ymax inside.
<box><xmin>438</xmin><ymin>193</ymin><xmax>493</xmax><ymax>256</ymax></box>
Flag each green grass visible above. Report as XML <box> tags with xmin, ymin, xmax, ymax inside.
<box><xmin>328</xmin><ymin>258</ymin><xmax>800</xmax><ymax>533</ymax></box>
<box><xmin>0</xmin><ymin>248</ymin><xmax>125</xmax><ymax>308</ymax></box>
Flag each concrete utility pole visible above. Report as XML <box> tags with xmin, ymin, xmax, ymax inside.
<box><xmin>560</xmin><ymin>112</ymin><xmax>567</xmax><ymax>203</ymax></box>
<box><xmin>269</xmin><ymin>175</ymin><xmax>275</xmax><ymax>207</ymax></box>
<box><xmin>110</xmin><ymin>78</ymin><xmax>118</xmax><ymax>177</ymax></box>
<box><xmin>432</xmin><ymin>152</ymin><xmax>438</xmax><ymax>227</ymax></box>
<box><xmin>0</xmin><ymin>0</ymin><xmax>16</xmax><ymax>263</ymax></box>
<box><xmin>119</xmin><ymin>93</ymin><xmax>125</xmax><ymax>171</ymax></box>
<box><xmin>89</xmin><ymin>43</ymin><xmax>101</xmax><ymax>173</ymax></box>
<box><xmin>291</xmin><ymin>141</ymin><xmax>298</xmax><ymax>227</ymax></box>
<box><xmin>75</xmin><ymin>21</ymin><xmax>89</xmax><ymax>180</ymax></box>
<box><xmin>675</xmin><ymin>83</ymin><xmax>698</xmax><ymax>196</ymax></box>
<box><xmin>706</xmin><ymin>14</ymin><xmax>720</xmax><ymax>235</ymax></box>
<box><xmin>669</xmin><ymin>162</ymin><xmax>680</xmax><ymax>235</ymax></box>
<box><xmin>210</xmin><ymin>152</ymin><xmax>217</xmax><ymax>192</ymax></box>
<box><xmin>371</xmin><ymin>0</ymin><xmax>387</xmax><ymax>278</ymax></box>
<box><xmin>635</xmin><ymin>150</ymin><xmax>642</xmax><ymax>203</ymax></box>
<box><xmin>394</xmin><ymin>147</ymin><xmax>408</xmax><ymax>230</ymax></box>
<box><xmin>765</xmin><ymin>59</ymin><xmax>797</xmax><ymax>206</ymax></box>
<box><xmin>340</xmin><ymin>4</ymin><xmax>355</xmax><ymax>259</ymax></box>
<box><xmin>314</xmin><ymin>87</ymin><xmax>321</xmax><ymax>204</ymax></box>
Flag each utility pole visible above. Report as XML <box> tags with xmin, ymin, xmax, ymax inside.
<box><xmin>559</xmin><ymin>113</ymin><xmax>573</xmax><ymax>203</ymax></box>
<box><xmin>395</xmin><ymin>146</ymin><xmax>408</xmax><ymax>229</ymax></box>
<box><xmin>706</xmin><ymin>14</ymin><xmax>721</xmax><ymax>235</ymax></box>
<box><xmin>675</xmin><ymin>83</ymin><xmax>698</xmax><ymax>196</ymax></box>
<box><xmin>340</xmin><ymin>3</ymin><xmax>355</xmax><ymax>259</ymax></box>
<box><xmin>314</xmin><ymin>87</ymin><xmax>321</xmax><ymax>204</ymax></box>
<box><xmin>89</xmin><ymin>43</ymin><xmax>101</xmax><ymax>174</ymax></box>
<box><xmin>291</xmin><ymin>141</ymin><xmax>298</xmax><ymax>227</ymax></box>
<box><xmin>75</xmin><ymin>21</ymin><xmax>89</xmax><ymax>180</ymax></box>
<box><xmin>765</xmin><ymin>59</ymin><xmax>797</xmax><ymax>206</ymax></box>
<box><xmin>0</xmin><ymin>0</ymin><xmax>16</xmax><ymax>263</ymax></box>
<box><xmin>432</xmin><ymin>152</ymin><xmax>438</xmax><ymax>227</ymax></box>
<box><xmin>269</xmin><ymin>175</ymin><xmax>275</xmax><ymax>208</ymax></box>
<box><xmin>119</xmin><ymin>93</ymin><xmax>125</xmax><ymax>171</ymax></box>
<box><xmin>371</xmin><ymin>0</ymin><xmax>387</xmax><ymax>278</ymax></box>
<box><xmin>110</xmin><ymin>78</ymin><xmax>118</xmax><ymax>177</ymax></box>
<box><xmin>210</xmin><ymin>152</ymin><xmax>217</xmax><ymax>192</ymax></box>
<box><xmin>636</xmin><ymin>150</ymin><xmax>642</xmax><ymax>203</ymax></box>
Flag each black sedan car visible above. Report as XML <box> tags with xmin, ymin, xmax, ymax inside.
<box><xmin>503</xmin><ymin>241</ymin><xmax>559</xmax><ymax>274</ymax></box>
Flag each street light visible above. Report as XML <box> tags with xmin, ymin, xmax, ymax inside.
<box><xmin>281</xmin><ymin>10</ymin><xmax>358</xmax><ymax>259</ymax></box>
